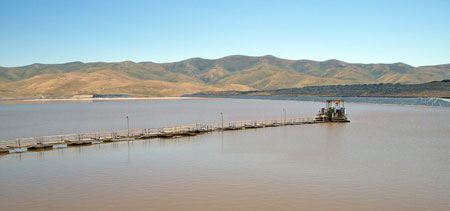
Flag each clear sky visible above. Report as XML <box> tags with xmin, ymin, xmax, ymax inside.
<box><xmin>0</xmin><ymin>0</ymin><xmax>449</xmax><ymax>67</ymax></box>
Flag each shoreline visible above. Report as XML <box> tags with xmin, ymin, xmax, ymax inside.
<box><xmin>185</xmin><ymin>94</ymin><xmax>450</xmax><ymax>107</ymax></box>
<box><xmin>1</xmin><ymin>95</ymin><xmax>449</xmax><ymax>107</ymax></box>
<box><xmin>0</xmin><ymin>96</ymin><xmax>223</xmax><ymax>104</ymax></box>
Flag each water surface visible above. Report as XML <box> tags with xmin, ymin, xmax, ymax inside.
<box><xmin>1</xmin><ymin>99</ymin><xmax>449</xmax><ymax>210</ymax></box>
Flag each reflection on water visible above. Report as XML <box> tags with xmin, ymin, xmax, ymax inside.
<box><xmin>0</xmin><ymin>99</ymin><xmax>449</xmax><ymax>210</ymax></box>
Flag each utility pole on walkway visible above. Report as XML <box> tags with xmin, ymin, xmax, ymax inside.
<box><xmin>127</xmin><ymin>116</ymin><xmax>130</xmax><ymax>137</ymax></box>
<box><xmin>220</xmin><ymin>112</ymin><xmax>224</xmax><ymax>129</ymax></box>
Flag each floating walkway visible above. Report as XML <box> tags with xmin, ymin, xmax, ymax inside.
<box><xmin>0</xmin><ymin>117</ymin><xmax>317</xmax><ymax>155</ymax></box>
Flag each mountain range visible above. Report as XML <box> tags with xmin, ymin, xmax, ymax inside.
<box><xmin>0</xmin><ymin>55</ymin><xmax>449</xmax><ymax>99</ymax></box>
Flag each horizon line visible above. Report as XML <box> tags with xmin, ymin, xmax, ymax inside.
<box><xmin>1</xmin><ymin>54</ymin><xmax>450</xmax><ymax>68</ymax></box>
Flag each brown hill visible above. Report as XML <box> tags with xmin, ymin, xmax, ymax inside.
<box><xmin>0</xmin><ymin>55</ymin><xmax>449</xmax><ymax>98</ymax></box>
<box><xmin>0</xmin><ymin>70</ymin><xmax>224</xmax><ymax>99</ymax></box>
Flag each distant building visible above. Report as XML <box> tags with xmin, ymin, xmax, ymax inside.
<box><xmin>72</xmin><ymin>94</ymin><xmax>94</xmax><ymax>99</ymax></box>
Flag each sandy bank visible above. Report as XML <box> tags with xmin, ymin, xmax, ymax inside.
<box><xmin>0</xmin><ymin>97</ymin><xmax>221</xmax><ymax>104</ymax></box>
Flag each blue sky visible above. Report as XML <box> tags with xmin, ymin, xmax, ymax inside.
<box><xmin>0</xmin><ymin>0</ymin><xmax>449</xmax><ymax>67</ymax></box>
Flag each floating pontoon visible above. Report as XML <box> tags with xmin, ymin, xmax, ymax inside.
<box><xmin>315</xmin><ymin>100</ymin><xmax>350</xmax><ymax>122</ymax></box>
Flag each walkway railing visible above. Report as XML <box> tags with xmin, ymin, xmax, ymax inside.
<box><xmin>0</xmin><ymin>117</ymin><xmax>315</xmax><ymax>151</ymax></box>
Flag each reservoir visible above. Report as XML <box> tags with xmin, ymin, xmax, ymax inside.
<box><xmin>1</xmin><ymin>99</ymin><xmax>449</xmax><ymax>210</ymax></box>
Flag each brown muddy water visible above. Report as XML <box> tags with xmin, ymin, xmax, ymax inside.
<box><xmin>0</xmin><ymin>99</ymin><xmax>449</xmax><ymax>210</ymax></box>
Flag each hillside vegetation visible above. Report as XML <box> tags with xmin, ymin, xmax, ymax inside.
<box><xmin>192</xmin><ymin>80</ymin><xmax>450</xmax><ymax>98</ymax></box>
<box><xmin>0</xmin><ymin>55</ymin><xmax>449</xmax><ymax>99</ymax></box>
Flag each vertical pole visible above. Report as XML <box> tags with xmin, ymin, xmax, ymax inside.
<box><xmin>220</xmin><ymin>112</ymin><xmax>224</xmax><ymax>129</ymax></box>
<box><xmin>283</xmin><ymin>108</ymin><xmax>286</xmax><ymax>124</ymax></box>
<box><xmin>127</xmin><ymin>116</ymin><xmax>130</xmax><ymax>137</ymax></box>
